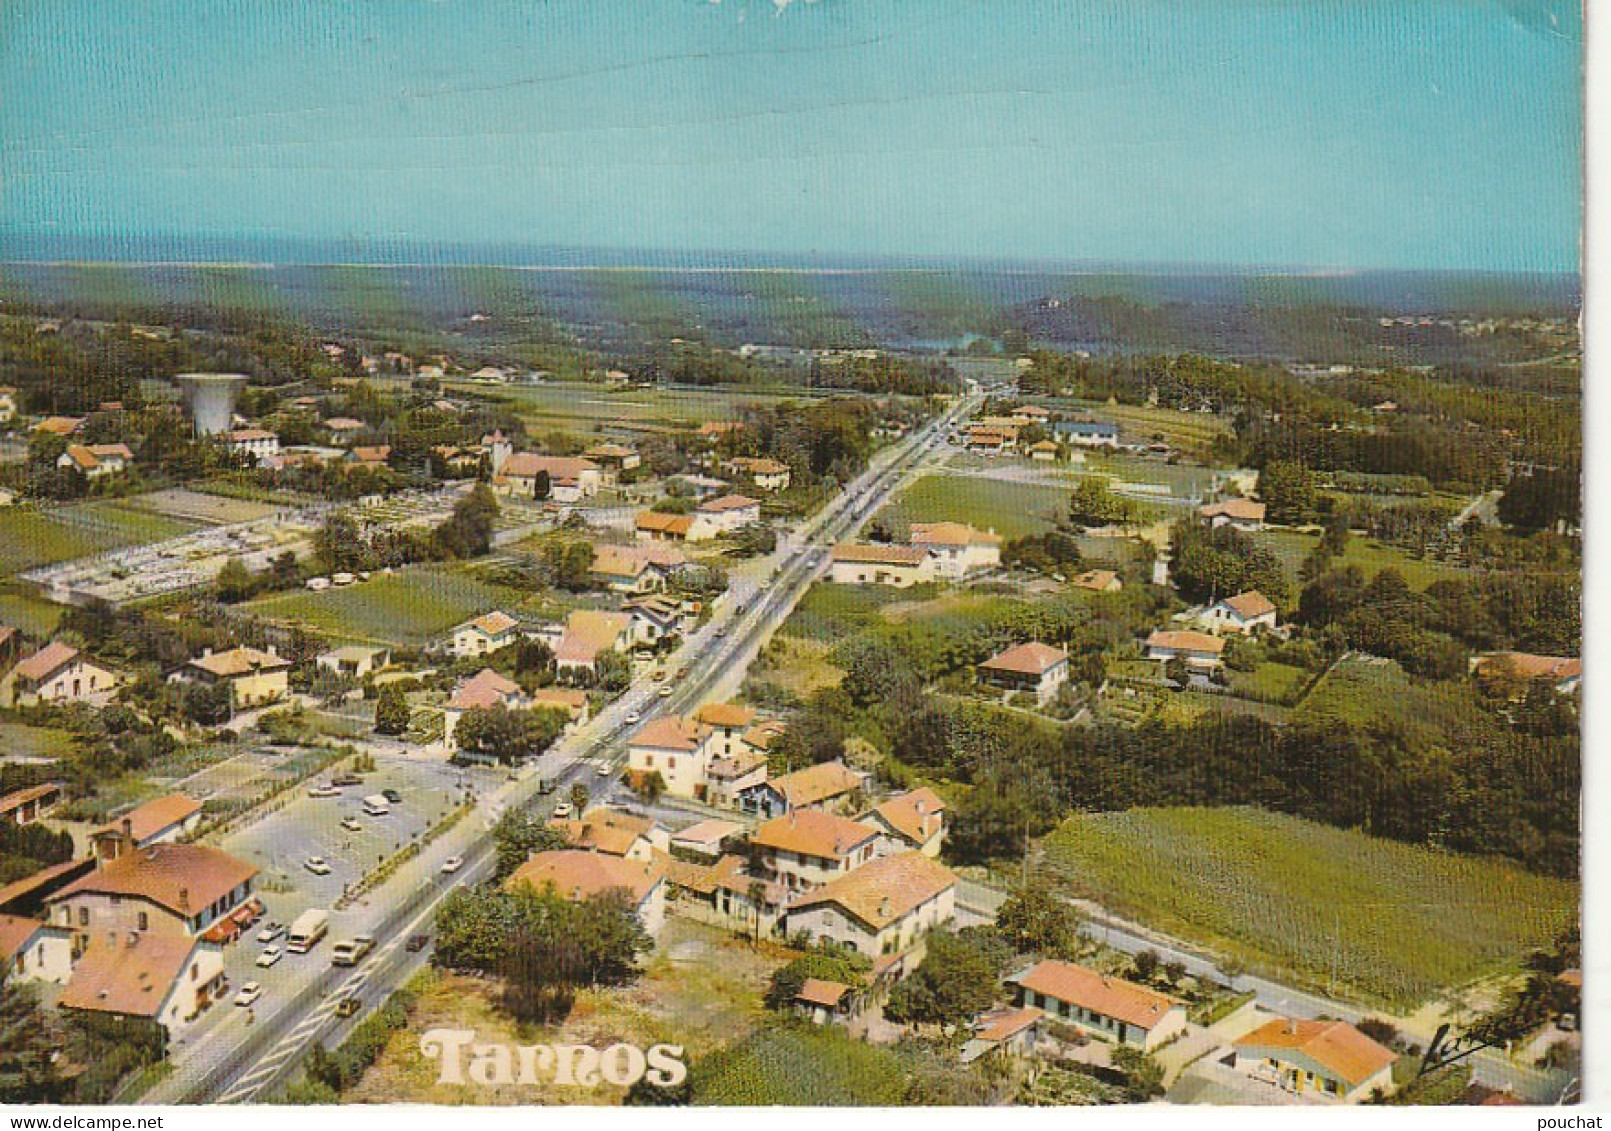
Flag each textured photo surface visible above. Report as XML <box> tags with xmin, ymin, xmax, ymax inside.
<box><xmin>0</xmin><ymin>0</ymin><xmax>1582</xmax><ymax>1109</ymax></box>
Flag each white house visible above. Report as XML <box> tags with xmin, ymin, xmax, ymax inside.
<box><xmin>0</xmin><ymin>642</ymin><xmax>120</xmax><ymax>708</ymax></box>
<box><xmin>695</xmin><ymin>494</ymin><xmax>763</xmax><ymax>534</ymax></box>
<box><xmin>90</xmin><ymin>794</ymin><xmax>205</xmax><ymax>862</ymax></box>
<box><xmin>723</xmin><ymin>457</ymin><xmax>791</xmax><ymax>492</ymax></box>
<box><xmin>0</xmin><ymin>914</ymin><xmax>74</xmax><ymax>985</ymax></box>
<box><xmin>315</xmin><ymin>644</ymin><xmax>392</xmax><ymax>679</ymax></box>
<box><xmin>1232</xmin><ymin>1018</ymin><xmax>1398</xmax><ymax>1103</ymax></box>
<box><xmin>553</xmin><ymin>610</ymin><xmax>632</xmax><ymax>676</ymax></box>
<box><xmin>1008</xmin><ymin>960</ymin><xmax>1188</xmax><ymax>1051</ymax></box>
<box><xmin>626</xmin><ymin>715</ymin><xmax>713</xmax><ymax>799</ymax></box>
<box><xmin>783</xmin><ymin>851</ymin><xmax>957</xmax><ymax>959</ymax></box>
<box><xmin>908</xmin><ymin>523</ymin><xmax>1002</xmax><ymax>578</ymax></box>
<box><xmin>494</xmin><ymin>454</ymin><xmax>603</xmax><ymax>502</ymax></box>
<box><xmin>450</xmin><ymin>611</ymin><xmax>521</xmax><ymax>658</ymax></box>
<box><xmin>1145</xmin><ymin>630</ymin><xmax>1227</xmax><ymax>670</ymax></box>
<box><xmin>1054</xmin><ymin>420</ymin><xmax>1120</xmax><ymax>448</ymax></box>
<box><xmin>978</xmin><ymin>642</ymin><xmax>1070</xmax><ymax>705</ymax></box>
<box><xmin>47</xmin><ymin>843</ymin><xmax>259</xmax><ymax>942</ymax></box>
<box><xmin>1199</xmin><ymin>498</ymin><xmax>1267</xmax><ymax>531</ymax></box>
<box><xmin>57</xmin><ymin>443</ymin><xmax>134</xmax><ymax>480</ymax></box>
<box><xmin>1200</xmin><ymin>590</ymin><xmax>1279</xmax><ymax>635</ymax></box>
<box><xmin>441</xmin><ymin>668</ymin><xmax>529</xmax><ymax>748</ymax></box>
<box><xmin>59</xmin><ymin>932</ymin><xmax>227</xmax><ymax>1035</ymax></box>
<box><xmin>505</xmin><ymin>851</ymin><xmax>667</xmax><ymax>937</ymax></box>
<box><xmin>227</xmin><ymin>428</ymin><xmax>280</xmax><ymax>464</ymax></box>
<box><xmin>748</xmin><ymin>809</ymin><xmax>879</xmax><ymax>895</ymax></box>
<box><xmin>860</xmin><ymin>787</ymin><xmax>947</xmax><ymax>858</ymax></box>
<box><xmin>829</xmin><ymin>543</ymin><xmax>933</xmax><ymax>588</ymax></box>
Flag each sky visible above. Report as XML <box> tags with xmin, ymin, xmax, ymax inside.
<box><xmin>0</xmin><ymin>0</ymin><xmax>1584</xmax><ymax>272</ymax></box>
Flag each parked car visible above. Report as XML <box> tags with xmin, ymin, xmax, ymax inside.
<box><xmin>382</xmin><ymin>789</ymin><xmax>403</xmax><ymax>804</ymax></box>
<box><xmin>304</xmin><ymin>856</ymin><xmax>332</xmax><ymax>875</ymax></box>
<box><xmin>234</xmin><ymin>982</ymin><xmax>264</xmax><ymax>1006</ymax></box>
<box><xmin>340</xmin><ymin>817</ymin><xmax>362</xmax><ymax>832</ymax></box>
<box><xmin>537</xmin><ymin>779</ymin><xmax>557</xmax><ymax>795</ymax></box>
<box><xmin>657</xmin><ymin>685</ymin><xmax>673</xmax><ymax>698</ymax></box>
<box><xmin>405</xmin><ymin>934</ymin><xmax>430</xmax><ymax>953</ymax></box>
<box><xmin>255</xmin><ymin>922</ymin><xmax>284</xmax><ymax>944</ymax></box>
<box><xmin>624</xmin><ymin>712</ymin><xmax>642</xmax><ymax>725</ymax></box>
<box><xmin>595</xmin><ymin>760</ymin><xmax>614</xmax><ymax>776</ymax></box>
<box><xmin>307</xmin><ymin>784</ymin><xmax>339</xmax><ymax>799</ymax></box>
<box><xmin>440</xmin><ymin>855</ymin><xmax>464</xmax><ymax>874</ymax></box>
<box><xmin>331</xmin><ymin>773</ymin><xmax>362</xmax><ymax>787</ymax></box>
<box><xmin>257</xmin><ymin>946</ymin><xmax>283</xmax><ymax>968</ymax></box>
<box><xmin>330</xmin><ymin>935</ymin><xmax>375</xmax><ymax>967</ymax></box>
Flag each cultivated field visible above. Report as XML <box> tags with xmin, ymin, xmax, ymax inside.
<box><xmin>456</xmin><ymin>381</ymin><xmax>812</xmax><ymax>439</ymax></box>
<box><xmin>240</xmin><ymin>564</ymin><xmax>525</xmax><ymax>647</ymax></box>
<box><xmin>0</xmin><ymin>588</ymin><xmax>65</xmax><ymax>636</ymax></box>
<box><xmin>0</xmin><ymin>503</ymin><xmax>198</xmax><ymax>575</ymax></box>
<box><xmin>876</xmin><ymin>473</ymin><xmax>1068</xmax><ymax>539</ymax></box>
<box><xmin>1255</xmin><ymin>528</ymin><xmax>1468</xmax><ymax>593</ymax></box>
<box><xmin>1039</xmin><ymin>806</ymin><xmax>1578</xmax><ymax>1009</ymax></box>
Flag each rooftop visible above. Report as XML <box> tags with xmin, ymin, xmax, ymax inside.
<box><xmin>1011</xmin><ymin>960</ymin><xmax>1181</xmax><ymax>1031</ymax></box>
<box><xmin>51</xmin><ymin>843</ymin><xmax>257</xmax><ymax>919</ymax></box>
<box><xmin>788</xmin><ymin>851</ymin><xmax>957</xmax><ymax>930</ymax></box>
<box><xmin>751</xmin><ymin>809</ymin><xmax>878</xmax><ymax>860</ymax></box>
<box><xmin>981</xmin><ymin>641</ymin><xmax>1069</xmax><ymax>676</ymax></box>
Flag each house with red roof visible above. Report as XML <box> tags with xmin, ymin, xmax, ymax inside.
<box><xmin>1200</xmin><ymin>590</ymin><xmax>1279</xmax><ymax>636</ymax></box>
<box><xmin>58</xmin><ymin>931</ymin><xmax>226</xmax><ymax>1035</ymax></box>
<box><xmin>1008</xmin><ymin>959</ymin><xmax>1188</xmax><ymax>1051</ymax></box>
<box><xmin>0</xmin><ymin>642</ymin><xmax>120</xmax><ymax>708</ymax></box>
<box><xmin>47</xmin><ymin>843</ymin><xmax>259</xmax><ymax>943</ymax></box>
<box><xmin>0</xmin><ymin>913</ymin><xmax>73</xmax><ymax>985</ymax></box>
<box><xmin>57</xmin><ymin>442</ymin><xmax>134</xmax><ymax>479</ymax></box>
<box><xmin>783</xmin><ymin>851</ymin><xmax>957</xmax><ymax>958</ymax></box>
<box><xmin>909</xmin><ymin>523</ymin><xmax>1002</xmax><ymax>578</ymax></box>
<box><xmin>90</xmin><ymin>794</ymin><xmax>204</xmax><ymax>862</ymax></box>
<box><xmin>979</xmin><ymin>642</ymin><xmax>1070</xmax><ymax>705</ymax></box>
<box><xmin>829</xmin><ymin>542</ymin><xmax>935</xmax><ymax>588</ymax></box>
<box><xmin>504</xmin><ymin>850</ymin><xmax>666</xmax><ymax>936</ymax></box>
<box><xmin>748</xmin><ymin>809</ymin><xmax>880</xmax><ymax>894</ymax></box>
<box><xmin>860</xmin><ymin>788</ymin><xmax>947</xmax><ymax>858</ymax></box>
<box><xmin>1232</xmin><ymin>1018</ymin><xmax>1398</xmax><ymax>1102</ymax></box>
<box><xmin>0</xmin><ymin>782</ymin><xmax>64</xmax><ymax>828</ymax></box>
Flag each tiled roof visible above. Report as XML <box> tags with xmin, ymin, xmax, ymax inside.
<box><xmin>530</xmin><ymin>687</ymin><xmax>589</xmax><ymax>717</ymax></box>
<box><xmin>505</xmin><ymin>850</ymin><xmax>661</xmax><ymax>905</ymax></box>
<box><xmin>590</xmin><ymin>545</ymin><xmax>650</xmax><ymax>579</ymax></box>
<box><xmin>1478</xmin><ymin>652</ymin><xmax>1582</xmax><ymax>681</ymax></box>
<box><xmin>695</xmin><ymin>702</ymin><xmax>757</xmax><ymax>729</ymax></box>
<box><xmin>464</xmin><ymin>610</ymin><xmax>518</xmax><ymax>637</ymax></box>
<box><xmin>0</xmin><ymin>914</ymin><xmax>50</xmax><ymax>963</ymax></box>
<box><xmin>93</xmin><ymin>794</ymin><xmax>202</xmax><ymax>843</ymax></box>
<box><xmin>796</xmin><ymin>978</ymin><xmax>851</xmax><ymax>1007</ymax></box>
<box><xmin>13</xmin><ymin>642</ymin><xmax>80</xmax><ymax>683</ymax></box>
<box><xmin>555</xmin><ymin>610</ymin><xmax>631</xmax><ymax>665</ymax></box>
<box><xmin>866</xmin><ymin>788</ymin><xmax>946</xmax><ymax>846</ymax></box>
<box><xmin>0</xmin><ymin>783</ymin><xmax>63</xmax><ymax>818</ymax></box>
<box><xmin>1219</xmin><ymin>591</ymin><xmax>1276</xmax><ymax>620</ymax></box>
<box><xmin>448</xmin><ymin>668</ymin><xmax>523</xmax><ymax>710</ymax></box>
<box><xmin>831</xmin><ymin>543</ymin><xmax>929</xmax><ymax>566</ymax></box>
<box><xmin>788</xmin><ymin>851</ymin><xmax>956</xmax><ymax>930</ymax></box>
<box><xmin>698</xmin><ymin>494</ymin><xmax>760</xmax><ymax>514</ymax></box>
<box><xmin>549</xmin><ymin>808</ymin><xmax>657</xmax><ymax>857</ymax></box>
<box><xmin>629</xmin><ymin>715</ymin><xmax>709</xmax><ymax>753</ymax></box>
<box><xmin>751</xmin><ymin>809</ymin><xmax>877</xmax><ymax>860</ymax></box>
<box><xmin>1012</xmin><ymin>960</ymin><xmax>1181</xmax><ymax>1032</ymax></box>
<box><xmin>1200</xmin><ymin>498</ymin><xmax>1266</xmax><ymax>521</ymax></box>
<box><xmin>1235</xmin><ymin>1019</ymin><xmax>1397</xmax><ymax>1088</ymax></box>
<box><xmin>909</xmin><ymin>522</ymin><xmax>1002</xmax><ymax>548</ymax></box>
<box><xmin>767</xmin><ymin>761</ymin><xmax>864</xmax><ymax>808</ymax></box>
<box><xmin>670</xmin><ymin>819</ymin><xmax>743</xmax><ymax>847</ymax></box>
<box><xmin>981</xmin><ymin>642</ymin><xmax>1068</xmax><ymax>676</ymax></box>
<box><xmin>1146</xmin><ymin>630</ymin><xmax>1226</xmax><ymax>655</ymax></box>
<box><xmin>186</xmin><ymin>646</ymin><xmax>290</xmax><ymax>678</ymax></box>
<box><xmin>636</xmin><ymin>511</ymin><xmax>696</xmax><ymax>537</ymax></box>
<box><xmin>58</xmin><ymin>932</ymin><xmax>210</xmax><ymax>1019</ymax></box>
<box><xmin>51</xmin><ymin>844</ymin><xmax>257</xmax><ymax>919</ymax></box>
<box><xmin>498</xmin><ymin>453</ymin><xmax>598</xmax><ymax>482</ymax></box>
<box><xmin>976</xmin><ymin>1005</ymin><xmax>1044</xmax><ymax>1042</ymax></box>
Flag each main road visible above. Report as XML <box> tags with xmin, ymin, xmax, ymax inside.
<box><xmin>146</xmin><ymin>391</ymin><xmax>981</xmax><ymax>1105</ymax></box>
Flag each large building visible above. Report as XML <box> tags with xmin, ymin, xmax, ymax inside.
<box><xmin>58</xmin><ymin>931</ymin><xmax>226</xmax><ymax>1035</ymax></box>
<box><xmin>47</xmin><ymin>843</ymin><xmax>259</xmax><ymax>942</ymax></box>
<box><xmin>829</xmin><ymin>543</ymin><xmax>934</xmax><ymax>588</ymax></box>
<box><xmin>1008</xmin><ymin>960</ymin><xmax>1188</xmax><ymax>1051</ymax></box>
<box><xmin>173</xmin><ymin>646</ymin><xmax>291</xmax><ymax>712</ymax></box>
<box><xmin>783</xmin><ymin>851</ymin><xmax>957</xmax><ymax>958</ymax></box>
<box><xmin>748</xmin><ymin>810</ymin><xmax>880</xmax><ymax>895</ymax></box>
<box><xmin>908</xmin><ymin>523</ymin><xmax>1002</xmax><ymax>578</ymax></box>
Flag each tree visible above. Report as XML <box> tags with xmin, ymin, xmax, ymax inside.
<box><xmin>491</xmin><ymin>809</ymin><xmax>569</xmax><ymax>881</ymax></box>
<box><xmin>453</xmin><ymin>705</ymin><xmax>567</xmax><ymax>765</ymax></box>
<box><xmin>1111</xmin><ymin>1045</ymin><xmax>1165</xmax><ymax>1102</ymax></box>
<box><xmin>570</xmin><ymin>781</ymin><xmax>590</xmax><ymax>813</ymax></box>
<box><xmin>542</xmin><ymin>535</ymin><xmax>596</xmax><ymax>591</ymax></box>
<box><xmin>883</xmin><ymin>930</ymin><xmax>999</xmax><ymax>1030</ymax></box>
<box><xmin>214</xmin><ymin>557</ymin><xmax>257</xmax><ymax>603</ymax></box>
<box><xmin>1164</xmin><ymin>656</ymin><xmax>1190</xmax><ymax>688</ymax></box>
<box><xmin>996</xmin><ymin>886</ymin><xmax>1083</xmax><ymax>959</ymax></box>
<box><xmin>1068</xmin><ymin>478</ymin><xmax>1135</xmax><ymax>527</ymax></box>
<box><xmin>1257</xmin><ymin>460</ymin><xmax>1318</xmax><ymax>524</ymax></box>
<box><xmin>764</xmin><ymin>949</ymin><xmax>871</xmax><ymax>1011</ymax></box>
<box><xmin>0</xmin><ymin>982</ymin><xmax>66</xmax><ymax>1103</ymax></box>
<box><xmin>373</xmin><ymin>684</ymin><xmax>411</xmax><ymax>736</ymax></box>
<box><xmin>314</xmin><ymin>510</ymin><xmax>366</xmax><ymax>573</ymax></box>
<box><xmin>1130</xmin><ymin>948</ymin><xmax>1160</xmax><ymax>983</ymax></box>
<box><xmin>433</xmin><ymin>482</ymin><xmax>500</xmax><ymax>559</ymax></box>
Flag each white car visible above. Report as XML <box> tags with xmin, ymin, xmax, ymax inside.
<box><xmin>657</xmin><ymin>685</ymin><xmax>673</xmax><ymax>698</ymax></box>
<box><xmin>308</xmin><ymin>784</ymin><xmax>339</xmax><ymax>799</ymax></box>
<box><xmin>304</xmin><ymin>857</ymin><xmax>332</xmax><ymax>875</ymax></box>
<box><xmin>552</xmin><ymin>802</ymin><xmax>573</xmax><ymax>819</ymax></box>
<box><xmin>234</xmin><ymin>982</ymin><xmax>263</xmax><ymax>1006</ymax></box>
<box><xmin>255</xmin><ymin>922</ymin><xmax>284</xmax><ymax>944</ymax></box>
<box><xmin>440</xmin><ymin>855</ymin><xmax>464</xmax><ymax>874</ymax></box>
<box><xmin>340</xmin><ymin>817</ymin><xmax>362</xmax><ymax>832</ymax></box>
<box><xmin>257</xmin><ymin>946</ymin><xmax>284</xmax><ymax>968</ymax></box>
<box><xmin>595</xmin><ymin>761</ymin><xmax>613</xmax><ymax>777</ymax></box>
<box><xmin>624</xmin><ymin>712</ymin><xmax>642</xmax><ymax>725</ymax></box>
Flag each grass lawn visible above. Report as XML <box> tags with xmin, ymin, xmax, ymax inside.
<box><xmin>463</xmin><ymin>381</ymin><xmax>810</xmax><ymax>437</ymax></box>
<box><xmin>1294</xmin><ymin>654</ymin><xmax>1478</xmax><ymax>736</ymax></box>
<box><xmin>877</xmin><ymin>473</ymin><xmax>1068</xmax><ymax>539</ymax></box>
<box><xmin>748</xmin><ymin>635</ymin><xmax>845</xmax><ymax>699</ymax></box>
<box><xmin>0</xmin><ymin>503</ymin><xmax>198</xmax><ymax>576</ymax></box>
<box><xmin>1043</xmin><ymin>397</ymin><xmax>1233</xmax><ymax>459</ymax></box>
<box><xmin>781</xmin><ymin>580</ymin><xmax>932</xmax><ymax>642</ymax></box>
<box><xmin>0</xmin><ymin>722</ymin><xmax>76</xmax><ymax>763</ymax></box>
<box><xmin>241</xmin><ymin>563</ymin><xmax>525</xmax><ymax>647</ymax></box>
<box><xmin>1226</xmin><ymin>661</ymin><xmax>1313</xmax><ymax>705</ymax></box>
<box><xmin>345</xmin><ymin>918</ymin><xmax>791</xmax><ymax>1104</ymax></box>
<box><xmin>0</xmin><ymin>587</ymin><xmax>65</xmax><ymax>636</ymax></box>
<box><xmin>1040</xmin><ymin>806</ymin><xmax>1578</xmax><ymax>1009</ymax></box>
<box><xmin>1255</xmin><ymin>528</ymin><xmax>1468</xmax><ymax>593</ymax></box>
<box><xmin>1084</xmin><ymin>452</ymin><xmax>1218</xmax><ymax>498</ymax></box>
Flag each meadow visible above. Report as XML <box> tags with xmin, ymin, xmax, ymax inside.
<box><xmin>1255</xmin><ymin>528</ymin><xmax>1468</xmax><ymax>593</ymax></box>
<box><xmin>876</xmin><ymin>473</ymin><xmax>1069</xmax><ymax>540</ymax></box>
<box><xmin>1039</xmin><ymin>806</ymin><xmax>1578</xmax><ymax>1009</ymax></box>
<box><xmin>0</xmin><ymin>588</ymin><xmax>66</xmax><ymax>637</ymax></box>
<box><xmin>241</xmin><ymin>564</ymin><xmax>525</xmax><ymax>647</ymax></box>
<box><xmin>0</xmin><ymin>503</ymin><xmax>197</xmax><ymax>576</ymax></box>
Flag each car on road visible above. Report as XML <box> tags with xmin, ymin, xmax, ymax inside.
<box><xmin>675</xmin><ymin>666</ymin><xmax>688</xmax><ymax>679</ymax></box>
<box><xmin>335</xmin><ymin>997</ymin><xmax>362</xmax><ymax>1019</ymax></box>
<box><xmin>340</xmin><ymin>816</ymin><xmax>362</xmax><ymax>832</ymax></box>
<box><xmin>652</xmin><ymin>668</ymin><xmax>666</xmax><ymax>682</ymax></box>
<box><xmin>657</xmin><ymin>685</ymin><xmax>673</xmax><ymax>698</ymax></box>
<box><xmin>552</xmin><ymin>802</ymin><xmax>573</xmax><ymax>819</ymax></box>
<box><xmin>714</xmin><ymin>626</ymin><xmax>727</xmax><ymax>638</ymax></box>
<box><xmin>734</xmin><ymin>603</ymin><xmax>746</xmax><ymax>615</ymax></box>
<box><xmin>307</xmin><ymin>784</ymin><xmax>339</xmax><ymax>799</ymax></box>
<box><xmin>234</xmin><ymin>982</ymin><xmax>263</xmax><ymax>1007</ymax></box>
<box><xmin>257</xmin><ymin>946</ymin><xmax>284</xmax><ymax>968</ymax></box>
<box><xmin>624</xmin><ymin>712</ymin><xmax>641</xmax><ymax>725</ymax></box>
<box><xmin>255</xmin><ymin>922</ymin><xmax>284</xmax><ymax>944</ymax></box>
<box><xmin>382</xmin><ymin>789</ymin><xmax>403</xmax><ymax>804</ymax></box>
<box><xmin>330</xmin><ymin>935</ymin><xmax>376</xmax><ymax>966</ymax></box>
<box><xmin>304</xmin><ymin>856</ymin><xmax>332</xmax><ymax>875</ymax></box>
<box><xmin>595</xmin><ymin>760</ymin><xmax>614</xmax><ymax>776</ymax></box>
<box><xmin>440</xmin><ymin>855</ymin><xmax>464</xmax><ymax>874</ymax></box>
<box><xmin>537</xmin><ymin>779</ymin><xmax>557</xmax><ymax>795</ymax></box>
<box><xmin>405</xmin><ymin>934</ymin><xmax>430</xmax><ymax>953</ymax></box>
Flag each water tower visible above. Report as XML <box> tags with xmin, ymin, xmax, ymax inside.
<box><xmin>173</xmin><ymin>373</ymin><xmax>248</xmax><ymax>436</ymax></box>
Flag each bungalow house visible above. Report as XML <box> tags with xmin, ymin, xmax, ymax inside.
<box><xmin>748</xmin><ymin>810</ymin><xmax>880</xmax><ymax>894</ymax></box>
<box><xmin>739</xmin><ymin>760</ymin><xmax>867</xmax><ymax>818</ymax></box>
<box><xmin>978</xmin><ymin>642</ymin><xmax>1070</xmax><ymax>705</ymax></box>
<box><xmin>1027</xmin><ymin>440</ymin><xmax>1060</xmax><ymax>462</ymax></box>
<box><xmin>1200</xmin><ymin>590</ymin><xmax>1278</xmax><ymax>636</ymax></box>
<box><xmin>965</xmin><ymin>426</ymin><xmax>1015</xmax><ymax>455</ymax></box>
<box><xmin>909</xmin><ymin>523</ymin><xmax>1002</xmax><ymax>578</ymax></box>
<box><xmin>346</xmin><ymin>445</ymin><xmax>391</xmax><ymax>467</ymax></box>
<box><xmin>582</xmin><ymin>442</ymin><xmax>641</xmax><ymax>484</ymax></box>
<box><xmin>505</xmin><ymin>850</ymin><xmax>666</xmax><ymax>937</ymax></box>
<box><xmin>626</xmin><ymin>715</ymin><xmax>713</xmax><ymax>799</ymax></box>
<box><xmin>1011</xmin><ymin>404</ymin><xmax>1052</xmax><ymax>425</ymax></box>
<box><xmin>314</xmin><ymin>644</ymin><xmax>391</xmax><ymax>680</ymax></box>
<box><xmin>1054</xmin><ymin>420</ymin><xmax>1121</xmax><ymax>448</ymax></box>
<box><xmin>783</xmin><ymin>851</ymin><xmax>957</xmax><ymax>958</ymax></box>
<box><xmin>90</xmin><ymin>794</ymin><xmax>204</xmax><ymax>862</ymax></box>
<box><xmin>320</xmin><ymin>417</ymin><xmax>368</xmax><ymax>444</ymax></box>
<box><xmin>1232</xmin><ymin>1018</ymin><xmax>1398</xmax><ymax>1103</ymax></box>
<box><xmin>794</xmin><ymin>978</ymin><xmax>857</xmax><ymax>1026</ymax></box>
<box><xmin>441</xmin><ymin>668</ymin><xmax>528</xmax><ymax>748</ymax></box>
<box><xmin>1145</xmin><ymin>630</ymin><xmax>1227</xmax><ymax>670</ymax></box>
<box><xmin>553</xmin><ymin>609</ymin><xmax>632</xmax><ymax>676</ymax></box>
<box><xmin>693</xmin><ymin>702</ymin><xmax>758</xmax><ymax>758</ymax></box>
<box><xmin>530</xmin><ymin>687</ymin><xmax>591</xmax><ymax>728</ymax></box>
<box><xmin>495</xmin><ymin>454</ymin><xmax>603</xmax><ymax>503</ymax></box>
<box><xmin>860</xmin><ymin>787</ymin><xmax>947</xmax><ymax>858</ymax></box>
<box><xmin>33</xmin><ymin>416</ymin><xmax>87</xmax><ymax>438</ymax></box>
<box><xmin>0</xmin><ymin>783</ymin><xmax>64</xmax><ymax>828</ymax></box>
<box><xmin>0</xmin><ymin>642</ymin><xmax>120</xmax><ymax>708</ymax></box>
<box><xmin>960</xmin><ymin>1006</ymin><xmax>1046</xmax><ymax>1064</ymax></box>
<box><xmin>226</xmin><ymin>428</ymin><xmax>280</xmax><ymax>464</ymax></box>
<box><xmin>591</xmin><ymin>544</ymin><xmax>686</xmax><ymax>594</ymax></box>
<box><xmin>669</xmin><ymin>819</ymin><xmax>744</xmax><ymax>862</ymax></box>
<box><xmin>1072</xmin><ymin>569</ymin><xmax>1123</xmax><ymax>593</ymax></box>
<box><xmin>1199</xmin><ymin>498</ymin><xmax>1267</xmax><ymax>531</ymax></box>
<box><xmin>59</xmin><ymin>931</ymin><xmax>227</xmax><ymax>1035</ymax></box>
<box><xmin>548</xmin><ymin>807</ymin><xmax>667</xmax><ymax>862</ymax></box>
<box><xmin>0</xmin><ymin>914</ymin><xmax>73</xmax><ymax>985</ymax></box>
<box><xmin>829</xmin><ymin>543</ymin><xmax>934</xmax><ymax>588</ymax></box>
<box><xmin>723</xmin><ymin>457</ymin><xmax>792</xmax><ymax>492</ymax></box>
<box><xmin>48</xmin><ymin>843</ymin><xmax>259</xmax><ymax>942</ymax></box>
<box><xmin>1473</xmin><ymin>652</ymin><xmax>1583</xmax><ymax>697</ymax></box>
<box><xmin>57</xmin><ymin>443</ymin><xmax>134</xmax><ymax>480</ymax></box>
<box><xmin>696</xmin><ymin>494</ymin><xmax>763</xmax><ymax>534</ymax></box>
<box><xmin>636</xmin><ymin>510</ymin><xmax>697</xmax><ymax>543</ymax></box>
<box><xmin>1008</xmin><ymin>960</ymin><xmax>1188</xmax><ymax>1051</ymax></box>
<box><xmin>173</xmin><ymin>646</ymin><xmax>290</xmax><ymax>712</ymax></box>
<box><xmin>450</xmin><ymin>610</ymin><xmax>521</xmax><ymax>657</ymax></box>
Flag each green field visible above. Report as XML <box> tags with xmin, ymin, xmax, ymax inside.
<box><xmin>241</xmin><ymin>564</ymin><xmax>526</xmax><ymax>647</ymax></box>
<box><xmin>1226</xmin><ymin>660</ymin><xmax>1313</xmax><ymax>705</ymax></box>
<box><xmin>781</xmin><ymin>581</ymin><xmax>937</xmax><ymax>642</ymax></box>
<box><xmin>1295</xmin><ymin>654</ymin><xmax>1473</xmax><ymax>733</ymax></box>
<box><xmin>0</xmin><ymin>504</ymin><xmax>198</xmax><ymax>576</ymax></box>
<box><xmin>456</xmin><ymin>381</ymin><xmax>812</xmax><ymax>437</ymax></box>
<box><xmin>1255</xmin><ymin>528</ymin><xmax>1467</xmax><ymax>593</ymax></box>
<box><xmin>1039</xmin><ymin>806</ymin><xmax>1577</xmax><ymax>1008</ymax></box>
<box><xmin>0</xmin><ymin>722</ymin><xmax>76</xmax><ymax>763</ymax></box>
<box><xmin>0</xmin><ymin>588</ymin><xmax>66</xmax><ymax>636</ymax></box>
<box><xmin>877</xmin><ymin>473</ymin><xmax>1068</xmax><ymax>540</ymax></box>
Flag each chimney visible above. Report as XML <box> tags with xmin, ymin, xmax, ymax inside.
<box><xmin>202</xmin><ymin>647</ymin><xmax>212</xmax><ymax>658</ymax></box>
<box><xmin>125</xmin><ymin>931</ymin><xmax>139</xmax><ymax>948</ymax></box>
<box><xmin>879</xmin><ymin>897</ymin><xmax>892</xmax><ymax>920</ymax></box>
<box><xmin>178</xmin><ymin>886</ymin><xmax>190</xmax><ymax>913</ymax></box>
